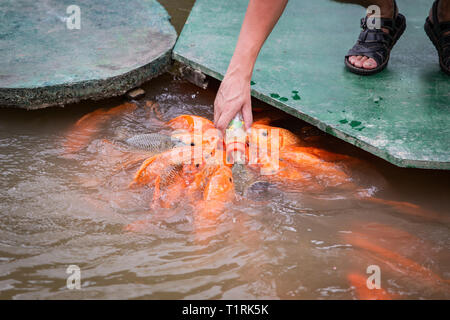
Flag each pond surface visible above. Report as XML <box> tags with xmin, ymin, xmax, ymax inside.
<box><xmin>0</xmin><ymin>74</ymin><xmax>449</xmax><ymax>299</ymax></box>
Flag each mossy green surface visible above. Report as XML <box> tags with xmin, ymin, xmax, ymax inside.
<box><xmin>0</xmin><ymin>0</ymin><xmax>176</xmax><ymax>109</ymax></box>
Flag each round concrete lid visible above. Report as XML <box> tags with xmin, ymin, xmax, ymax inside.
<box><xmin>0</xmin><ymin>0</ymin><xmax>176</xmax><ymax>109</ymax></box>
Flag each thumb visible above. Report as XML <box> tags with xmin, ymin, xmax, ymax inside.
<box><xmin>216</xmin><ymin>105</ymin><xmax>239</xmax><ymax>133</ymax></box>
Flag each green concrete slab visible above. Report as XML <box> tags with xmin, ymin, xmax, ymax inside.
<box><xmin>173</xmin><ymin>0</ymin><xmax>450</xmax><ymax>169</ymax></box>
<box><xmin>0</xmin><ymin>0</ymin><xmax>176</xmax><ymax>109</ymax></box>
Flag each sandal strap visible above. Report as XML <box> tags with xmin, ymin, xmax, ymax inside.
<box><xmin>346</xmin><ymin>13</ymin><xmax>404</xmax><ymax>66</ymax></box>
<box><xmin>360</xmin><ymin>16</ymin><xmax>395</xmax><ymax>33</ymax></box>
<box><xmin>347</xmin><ymin>41</ymin><xmax>387</xmax><ymax>66</ymax></box>
<box><xmin>360</xmin><ymin>0</ymin><xmax>399</xmax><ymax>33</ymax></box>
<box><xmin>359</xmin><ymin>14</ymin><xmax>405</xmax><ymax>43</ymax></box>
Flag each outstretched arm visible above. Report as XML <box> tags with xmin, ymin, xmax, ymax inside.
<box><xmin>214</xmin><ymin>0</ymin><xmax>288</xmax><ymax>132</ymax></box>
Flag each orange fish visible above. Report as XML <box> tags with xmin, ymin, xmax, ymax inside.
<box><xmin>252</xmin><ymin>108</ymin><xmax>287</xmax><ymax>126</ymax></box>
<box><xmin>342</xmin><ymin>232</ymin><xmax>448</xmax><ymax>286</ymax></box>
<box><xmin>131</xmin><ymin>146</ymin><xmax>201</xmax><ymax>187</ymax></box>
<box><xmin>166</xmin><ymin>115</ymin><xmax>215</xmax><ymax>133</ymax></box>
<box><xmin>195</xmin><ymin>165</ymin><xmax>235</xmax><ymax>218</ymax></box>
<box><xmin>62</xmin><ymin>102</ymin><xmax>136</xmax><ymax>155</ymax></box>
<box><xmin>126</xmin><ymin>165</ymin><xmax>234</xmax><ymax>233</ymax></box>
<box><xmin>185</xmin><ymin>164</ymin><xmax>218</xmax><ymax>198</ymax></box>
<box><xmin>247</xmin><ymin>158</ymin><xmax>321</xmax><ymax>192</ymax></box>
<box><xmin>362</xmin><ymin>197</ymin><xmax>447</xmax><ymax>223</ymax></box>
<box><xmin>172</xmin><ymin>127</ymin><xmax>224</xmax><ymax>164</ymax></box>
<box><xmin>354</xmin><ymin>222</ymin><xmax>425</xmax><ymax>244</ymax></box>
<box><xmin>203</xmin><ymin>166</ymin><xmax>235</xmax><ymax>202</ymax></box>
<box><xmin>150</xmin><ymin>163</ymin><xmax>184</xmax><ymax>207</ymax></box>
<box><xmin>62</xmin><ymin>108</ymin><xmax>108</xmax><ymax>155</ymax></box>
<box><xmin>168</xmin><ymin>115</ymin><xmax>225</xmax><ymax>166</ymax></box>
<box><xmin>249</xmin><ymin>123</ymin><xmax>304</xmax><ymax>151</ymax></box>
<box><xmin>190</xmin><ymin>165</ymin><xmax>234</xmax><ymax>243</ymax></box>
<box><xmin>253</xmin><ymin>117</ymin><xmax>273</xmax><ymax>125</ymax></box>
<box><xmin>289</xmin><ymin>146</ymin><xmax>357</xmax><ymax>163</ymax></box>
<box><xmin>279</xmin><ymin>146</ymin><xmax>353</xmax><ymax>189</ymax></box>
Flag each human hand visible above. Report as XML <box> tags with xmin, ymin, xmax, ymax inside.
<box><xmin>213</xmin><ymin>70</ymin><xmax>253</xmax><ymax>133</ymax></box>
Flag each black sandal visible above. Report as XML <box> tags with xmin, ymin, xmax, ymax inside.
<box><xmin>424</xmin><ymin>0</ymin><xmax>450</xmax><ymax>75</ymax></box>
<box><xmin>345</xmin><ymin>3</ymin><xmax>406</xmax><ymax>75</ymax></box>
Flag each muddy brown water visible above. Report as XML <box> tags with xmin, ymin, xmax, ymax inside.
<box><xmin>0</xmin><ymin>74</ymin><xmax>449</xmax><ymax>299</ymax></box>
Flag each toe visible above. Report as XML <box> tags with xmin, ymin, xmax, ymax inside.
<box><xmin>348</xmin><ymin>56</ymin><xmax>356</xmax><ymax>64</ymax></box>
<box><xmin>363</xmin><ymin>58</ymin><xmax>378</xmax><ymax>69</ymax></box>
<box><xmin>355</xmin><ymin>56</ymin><xmax>367</xmax><ymax>68</ymax></box>
<box><xmin>351</xmin><ymin>56</ymin><xmax>363</xmax><ymax>66</ymax></box>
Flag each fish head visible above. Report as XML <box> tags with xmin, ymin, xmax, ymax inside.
<box><xmin>203</xmin><ymin>166</ymin><xmax>235</xmax><ymax>202</ymax></box>
<box><xmin>171</xmin><ymin>130</ymin><xmax>198</xmax><ymax>147</ymax></box>
<box><xmin>166</xmin><ymin>115</ymin><xmax>215</xmax><ymax>132</ymax></box>
<box><xmin>171</xmin><ymin>128</ymin><xmax>222</xmax><ymax>149</ymax></box>
<box><xmin>249</xmin><ymin>124</ymin><xmax>302</xmax><ymax>150</ymax></box>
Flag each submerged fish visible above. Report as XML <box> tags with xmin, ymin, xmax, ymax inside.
<box><xmin>166</xmin><ymin>115</ymin><xmax>215</xmax><ymax>132</ymax></box>
<box><xmin>231</xmin><ymin>163</ymin><xmax>258</xmax><ymax>196</ymax></box>
<box><xmin>62</xmin><ymin>103</ymin><xmax>137</xmax><ymax>155</ymax></box>
<box><xmin>125</xmin><ymin>133</ymin><xmax>184</xmax><ymax>152</ymax></box>
<box><xmin>342</xmin><ymin>231</ymin><xmax>448</xmax><ymax>286</ymax></box>
<box><xmin>152</xmin><ymin>162</ymin><xmax>187</xmax><ymax>208</ymax></box>
<box><xmin>196</xmin><ymin>165</ymin><xmax>235</xmax><ymax>217</ymax></box>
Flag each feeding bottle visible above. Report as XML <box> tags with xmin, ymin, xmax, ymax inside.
<box><xmin>226</xmin><ymin>112</ymin><xmax>246</xmax><ymax>165</ymax></box>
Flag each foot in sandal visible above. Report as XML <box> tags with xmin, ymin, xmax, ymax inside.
<box><xmin>425</xmin><ymin>0</ymin><xmax>450</xmax><ymax>75</ymax></box>
<box><xmin>345</xmin><ymin>0</ymin><xmax>406</xmax><ymax>75</ymax></box>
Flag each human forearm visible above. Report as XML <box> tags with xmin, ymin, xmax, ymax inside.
<box><xmin>214</xmin><ymin>0</ymin><xmax>288</xmax><ymax>131</ymax></box>
<box><xmin>226</xmin><ymin>0</ymin><xmax>289</xmax><ymax>80</ymax></box>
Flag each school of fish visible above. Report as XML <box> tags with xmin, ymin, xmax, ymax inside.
<box><xmin>62</xmin><ymin>101</ymin><xmax>449</xmax><ymax>299</ymax></box>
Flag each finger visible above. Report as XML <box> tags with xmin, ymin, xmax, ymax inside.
<box><xmin>242</xmin><ymin>101</ymin><xmax>253</xmax><ymax>131</ymax></box>
<box><xmin>216</xmin><ymin>105</ymin><xmax>240</xmax><ymax>133</ymax></box>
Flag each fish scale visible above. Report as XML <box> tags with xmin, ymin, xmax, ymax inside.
<box><xmin>159</xmin><ymin>163</ymin><xmax>184</xmax><ymax>189</ymax></box>
<box><xmin>125</xmin><ymin>133</ymin><xmax>183</xmax><ymax>152</ymax></box>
